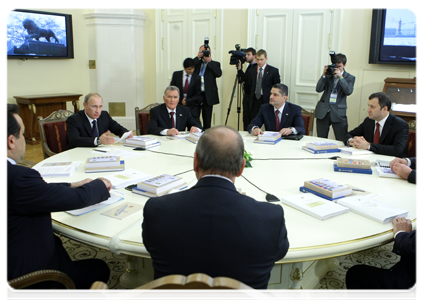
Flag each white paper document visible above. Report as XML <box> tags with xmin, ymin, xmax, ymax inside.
<box><xmin>33</xmin><ymin>161</ymin><xmax>82</xmax><ymax>177</ymax></box>
<box><xmin>336</xmin><ymin>195</ymin><xmax>408</xmax><ymax>224</ymax></box>
<box><xmin>103</xmin><ymin>169</ymin><xmax>151</xmax><ymax>189</ymax></box>
<box><xmin>66</xmin><ymin>193</ymin><xmax>124</xmax><ymax>216</ymax></box>
<box><xmin>115</xmin><ymin>131</ymin><xmax>133</xmax><ymax>143</ymax></box>
<box><xmin>281</xmin><ymin>193</ymin><xmax>349</xmax><ymax>221</ymax></box>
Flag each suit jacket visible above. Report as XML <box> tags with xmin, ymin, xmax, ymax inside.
<box><xmin>142</xmin><ymin>176</ymin><xmax>289</xmax><ymax>289</ymax></box>
<box><xmin>193</xmin><ymin>57</ymin><xmax>222</xmax><ymax>106</ymax></box>
<box><xmin>408</xmin><ymin>157</ymin><xmax>416</xmax><ymax>184</ymax></box>
<box><xmin>246</xmin><ymin>102</ymin><xmax>306</xmax><ymax>135</ymax></box>
<box><xmin>7</xmin><ymin>162</ymin><xmax>110</xmax><ymax>280</ymax></box>
<box><xmin>147</xmin><ymin>104</ymin><xmax>202</xmax><ymax>136</ymax></box>
<box><xmin>247</xmin><ymin>64</ymin><xmax>280</xmax><ymax>106</ymax></box>
<box><xmin>170</xmin><ymin>71</ymin><xmax>203</xmax><ymax>118</ymax></box>
<box><xmin>66</xmin><ymin>110</ymin><xmax>129</xmax><ymax>149</ymax></box>
<box><xmin>315</xmin><ymin>71</ymin><xmax>356</xmax><ymax>122</ymax></box>
<box><xmin>391</xmin><ymin>230</ymin><xmax>416</xmax><ymax>288</ymax></box>
<box><xmin>343</xmin><ymin>113</ymin><xmax>409</xmax><ymax>157</ymax></box>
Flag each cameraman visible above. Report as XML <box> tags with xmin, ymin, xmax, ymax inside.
<box><xmin>315</xmin><ymin>53</ymin><xmax>355</xmax><ymax>141</ymax></box>
<box><xmin>193</xmin><ymin>44</ymin><xmax>222</xmax><ymax>130</ymax></box>
<box><xmin>235</xmin><ymin>47</ymin><xmax>257</xmax><ymax>130</ymax></box>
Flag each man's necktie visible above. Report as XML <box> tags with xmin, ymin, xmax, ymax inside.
<box><xmin>92</xmin><ymin>120</ymin><xmax>99</xmax><ymax>138</ymax></box>
<box><xmin>170</xmin><ymin>112</ymin><xmax>175</xmax><ymax>128</ymax></box>
<box><xmin>373</xmin><ymin>122</ymin><xmax>380</xmax><ymax>144</ymax></box>
<box><xmin>275</xmin><ymin>110</ymin><xmax>280</xmax><ymax>131</ymax></box>
<box><xmin>255</xmin><ymin>67</ymin><xmax>263</xmax><ymax>99</ymax></box>
<box><xmin>183</xmin><ymin>74</ymin><xmax>189</xmax><ymax>95</ymax></box>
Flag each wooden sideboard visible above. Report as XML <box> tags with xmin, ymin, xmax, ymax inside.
<box><xmin>14</xmin><ymin>93</ymin><xmax>82</xmax><ymax>144</ymax></box>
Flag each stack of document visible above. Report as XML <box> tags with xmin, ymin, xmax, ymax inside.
<box><xmin>302</xmin><ymin>141</ymin><xmax>340</xmax><ymax>154</ymax></box>
<box><xmin>102</xmin><ymin>169</ymin><xmax>151</xmax><ymax>189</ymax></box>
<box><xmin>33</xmin><ymin>161</ymin><xmax>82</xmax><ymax>177</ymax></box>
<box><xmin>85</xmin><ymin>156</ymin><xmax>125</xmax><ymax>173</ymax></box>
<box><xmin>132</xmin><ymin>174</ymin><xmax>187</xmax><ymax>197</ymax></box>
<box><xmin>125</xmin><ymin>136</ymin><xmax>160</xmax><ymax>149</ymax></box>
<box><xmin>254</xmin><ymin>132</ymin><xmax>282</xmax><ymax>145</ymax></box>
<box><xmin>66</xmin><ymin>193</ymin><xmax>124</xmax><ymax>216</ymax></box>
<box><xmin>339</xmin><ymin>147</ymin><xmax>372</xmax><ymax>155</ymax></box>
<box><xmin>281</xmin><ymin>193</ymin><xmax>349</xmax><ymax>220</ymax></box>
<box><xmin>186</xmin><ymin>132</ymin><xmax>203</xmax><ymax>144</ymax></box>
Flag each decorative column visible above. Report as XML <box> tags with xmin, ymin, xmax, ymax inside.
<box><xmin>84</xmin><ymin>10</ymin><xmax>146</xmax><ymax>131</ymax></box>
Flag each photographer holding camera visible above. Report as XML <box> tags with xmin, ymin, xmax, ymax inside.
<box><xmin>193</xmin><ymin>38</ymin><xmax>222</xmax><ymax>130</ymax></box>
<box><xmin>315</xmin><ymin>52</ymin><xmax>355</xmax><ymax>141</ymax></box>
<box><xmin>235</xmin><ymin>47</ymin><xmax>257</xmax><ymax>130</ymax></box>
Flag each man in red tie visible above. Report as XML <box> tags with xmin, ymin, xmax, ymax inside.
<box><xmin>246</xmin><ymin>83</ymin><xmax>306</xmax><ymax>137</ymax></box>
<box><xmin>343</xmin><ymin>92</ymin><xmax>409</xmax><ymax>157</ymax></box>
<box><xmin>170</xmin><ymin>58</ymin><xmax>203</xmax><ymax>125</ymax></box>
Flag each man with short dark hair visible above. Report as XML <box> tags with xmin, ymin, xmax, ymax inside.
<box><xmin>247</xmin><ymin>83</ymin><xmax>306</xmax><ymax>136</ymax></box>
<box><xmin>7</xmin><ymin>104</ymin><xmax>112</xmax><ymax>288</ymax></box>
<box><xmin>147</xmin><ymin>86</ymin><xmax>202</xmax><ymax>136</ymax></box>
<box><xmin>246</xmin><ymin>49</ymin><xmax>280</xmax><ymax>121</ymax></box>
<box><xmin>343</xmin><ymin>92</ymin><xmax>409</xmax><ymax>157</ymax></box>
<box><xmin>193</xmin><ymin>43</ymin><xmax>222</xmax><ymax>130</ymax></box>
<box><xmin>66</xmin><ymin>93</ymin><xmax>132</xmax><ymax>149</ymax></box>
<box><xmin>315</xmin><ymin>53</ymin><xmax>355</xmax><ymax>141</ymax></box>
<box><xmin>236</xmin><ymin>47</ymin><xmax>257</xmax><ymax>130</ymax></box>
<box><xmin>142</xmin><ymin>125</ymin><xmax>289</xmax><ymax>289</ymax></box>
<box><xmin>170</xmin><ymin>58</ymin><xmax>203</xmax><ymax>125</ymax></box>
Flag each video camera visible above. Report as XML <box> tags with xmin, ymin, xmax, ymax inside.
<box><xmin>229</xmin><ymin>44</ymin><xmax>247</xmax><ymax>65</ymax></box>
<box><xmin>202</xmin><ymin>37</ymin><xmax>210</xmax><ymax>57</ymax></box>
<box><xmin>325</xmin><ymin>51</ymin><xmax>338</xmax><ymax>77</ymax></box>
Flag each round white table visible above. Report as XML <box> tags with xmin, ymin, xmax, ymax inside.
<box><xmin>41</xmin><ymin>133</ymin><xmax>416</xmax><ymax>289</ymax></box>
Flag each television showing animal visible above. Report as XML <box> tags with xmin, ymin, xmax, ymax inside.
<box><xmin>7</xmin><ymin>9</ymin><xmax>74</xmax><ymax>59</ymax></box>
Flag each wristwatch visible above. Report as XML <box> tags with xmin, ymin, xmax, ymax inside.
<box><xmin>96</xmin><ymin>138</ymin><xmax>102</xmax><ymax>146</ymax></box>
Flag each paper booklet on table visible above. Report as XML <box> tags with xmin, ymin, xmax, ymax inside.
<box><xmin>137</xmin><ymin>174</ymin><xmax>185</xmax><ymax>194</ymax></box>
<box><xmin>339</xmin><ymin>147</ymin><xmax>372</xmax><ymax>155</ymax></box>
<box><xmin>336</xmin><ymin>195</ymin><xmax>408</xmax><ymax>224</ymax></box>
<box><xmin>304</xmin><ymin>178</ymin><xmax>352</xmax><ymax>199</ymax></box>
<box><xmin>171</xmin><ymin>131</ymin><xmax>190</xmax><ymax>139</ymax></box>
<box><xmin>125</xmin><ymin>136</ymin><xmax>158</xmax><ymax>146</ymax></box>
<box><xmin>375</xmin><ymin>167</ymin><xmax>401</xmax><ymax>178</ymax></box>
<box><xmin>254</xmin><ymin>137</ymin><xmax>282</xmax><ymax>145</ymax></box>
<box><xmin>102</xmin><ymin>169</ymin><xmax>151</xmax><ymax>189</ymax></box>
<box><xmin>305</xmin><ymin>141</ymin><xmax>338</xmax><ymax>150</ymax></box>
<box><xmin>132</xmin><ymin>183</ymin><xmax>188</xmax><ymax>197</ymax></box>
<box><xmin>281</xmin><ymin>193</ymin><xmax>349</xmax><ymax>221</ymax></box>
<box><xmin>100</xmin><ymin>202</ymin><xmax>144</xmax><ymax>220</ymax></box>
<box><xmin>33</xmin><ymin>161</ymin><xmax>82</xmax><ymax>177</ymax></box>
<box><xmin>258</xmin><ymin>131</ymin><xmax>282</xmax><ymax>141</ymax></box>
<box><xmin>302</xmin><ymin>146</ymin><xmax>340</xmax><ymax>154</ymax></box>
<box><xmin>66</xmin><ymin>193</ymin><xmax>124</xmax><ymax>216</ymax></box>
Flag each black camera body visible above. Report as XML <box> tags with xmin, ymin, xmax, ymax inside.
<box><xmin>229</xmin><ymin>44</ymin><xmax>247</xmax><ymax>65</ymax></box>
<box><xmin>202</xmin><ymin>37</ymin><xmax>210</xmax><ymax>57</ymax></box>
<box><xmin>325</xmin><ymin>51</ymin><xmax>337</xmax><ymax>77</ymax></box>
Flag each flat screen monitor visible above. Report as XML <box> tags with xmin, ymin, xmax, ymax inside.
<box><xmin>7</xmin><ymin>9</ymin><xmax>74</xmax><ymax>59</ymax></box>
<box><xmin>369</xmin><ymin>9</ymin><xmax>416</xmax><ymax>65</ymax></box>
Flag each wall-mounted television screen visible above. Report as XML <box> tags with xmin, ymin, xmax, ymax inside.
<box><xmin>369</xmin><ymin>9</ymin><xmax>416</xmax><ymax>65</ymax></box>
<box><xmin>7</xmin><ymin>9</ymin><xmax>74</xmax><ymax>59</ymax></box>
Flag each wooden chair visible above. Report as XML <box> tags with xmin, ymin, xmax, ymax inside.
<box><xmin>135</xmin><ymin>103</ymin><xmax>161</xmax><ymax>135</ymax></box>
<box><xmin>389</xmin><ymin>293</ymin><xmax>420</xmax><ymax>300</ymax></box>
<box><xmin>301</xmin><ymin>108</ymin><xmax>315</xmax><ymax>136</ymax></box>
<box><xmin>88</xmin><ymin>273</ymin><xmax>275</xmax><ymax>300</ymax></box>
<box><xmin>407</xmin><ymin>120</ymin><xmax>416</xmax><ymax>158</ymax></box>
<box><xmin>8</xmin><ymin>269</ymin><xmax>75</xmax><ymax>289</ymax></box>
<box><xmin>37</xmin><ymin>110</ymin><xmax>73</xmax><ymax>158</ymax></box>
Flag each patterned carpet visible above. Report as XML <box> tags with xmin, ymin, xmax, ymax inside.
<box><xmin>59</xmin><ymin>234</ymin><xmax>399</xmax><ymax>289</ymax></box>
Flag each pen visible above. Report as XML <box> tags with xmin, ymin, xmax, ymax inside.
<box><xmin>115</xmin><ymin>204</ymin><xmax>128</xmax><ymax>216</ymax></box>
<box><xmin>352</xmin><ymin>188</ymin><xmax>366</xmax><ymax>192</ymax></box>
<box><xmin>94</xmin><ymin>149</ymin><xmax>107</xmax><ymax>153</ymax></box>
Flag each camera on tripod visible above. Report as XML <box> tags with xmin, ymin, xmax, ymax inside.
<box><xmin>229</xmin><ymin>44</ymin><xmax>247</xmax><ymax>65</ymax></box>
<box><xmin>325</xmin><ymin>51</ymin><xmax>338</xmax><ymax>77</ymax></box>
<box><xmin>202</xmin><ymin>37</ymin><xmax>211</xmax><ymax>57</ymax></box>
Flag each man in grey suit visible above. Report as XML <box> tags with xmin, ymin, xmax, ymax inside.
<box><xmin>315</xmin><ymin>53</ymin><xmax>355</xmax><ymax>141</ymax></box>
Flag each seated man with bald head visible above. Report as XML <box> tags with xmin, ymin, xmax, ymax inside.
<box><xmin>147</xmin><ymin>86</ymin><xmax>202</xmax><ymax>136</ymax></box>
<box><xmin>142</xmin><ymin>126</ymin><xmax>289</xmax><ymax>289</ymax></box>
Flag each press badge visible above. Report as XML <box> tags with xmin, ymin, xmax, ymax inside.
<box><xmin>330</xmin><ymin>93</ymin><xmax>337</xmax><ymax>104</ymax></box>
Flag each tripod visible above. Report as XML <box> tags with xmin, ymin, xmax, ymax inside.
<box><xmin>225</xmin><ymin>73</ymin><xmax>244</xmax><ymax>130</ymax></box>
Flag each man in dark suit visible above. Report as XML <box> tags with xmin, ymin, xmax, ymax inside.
<box><xmin>147</xmin><ymin>86</ymin><xmax>202</xmax><ymax>136</ymax></box>
<box><xmin>142</xmin><ymin>125</ymin><xmax>289</xmax><ymax>289</ymax></box>
<box><xmin>247</xmin><ymin>83</ymin><xmax>306</xmax><ymax>136</ymax></box>
<box><xmin>346</xmin><ymin>217</ymin><xmax>415</xmax><ymax>289</ymax></box>
<box><xmin>236</xmin><ymin>47</ymin><xmax>257</xmax><ymax>130</ymax></box>
<box><xmin>390</xmin><ymin>157</ymin><xmax>416</xmax><ymax>184</ymax></box>
<box><xmin>193</xmin><ymin>44</ymin><xmax>222</xmax><ymax>130</ymax></box>
<box><xmin>315</xmin><ymin>53</ymin><xmax>355</xmax><ymax>141</ymax></box>
<box><xmin>343</xmin><ymin>92</ymin><xmax>409</xmax><ymax>157</ymax></box>
<box><xmin>246</xmin><ymin>49</ymin><xmax>280</xmax><ymax>121</ymax></box>
<box><xmin>66</xmin><ymin>93</ymin><xmax>132</xmax><ymax>149</ymax></box>
<box><xmin>170</xmin><ymin>58</ymin><xmax>203</xmax><ymax>125</ymax></box>
<box><xmin>7</xmin><ymin>104</ymin><xmax>111</xmax><ymax>289</ymax></box>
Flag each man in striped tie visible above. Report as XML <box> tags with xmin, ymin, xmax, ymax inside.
<box><xmin>343</xmin><ymin>92</ymin><xmax>409</xmax><ymax>157</ymax></box>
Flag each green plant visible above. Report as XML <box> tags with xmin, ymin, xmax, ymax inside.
<box><xmin>244</xmin><ymin>150</ymin><xmax>253</xmax><ymax>168</ymax></box>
